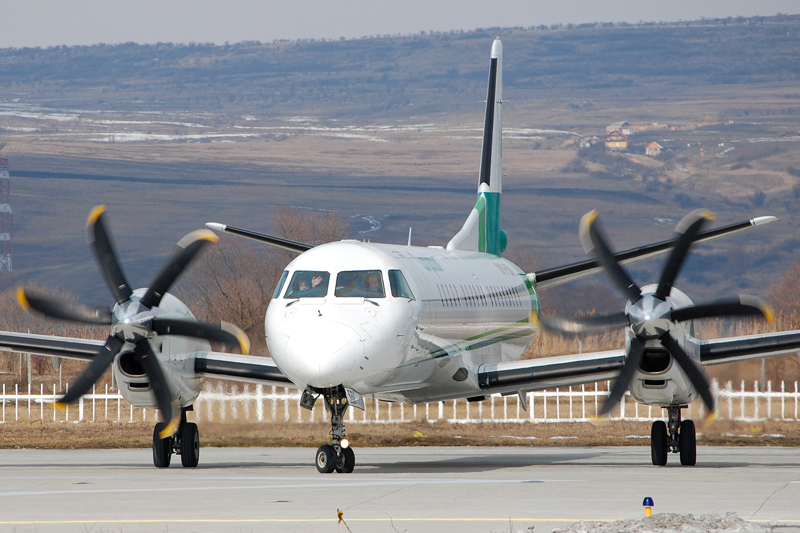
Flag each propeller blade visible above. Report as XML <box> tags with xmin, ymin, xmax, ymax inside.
<box><xmin>17</xmin><ymin>287</ymin><xmax>112</xmax><ymax>324</ymax></box>
<box><xmin>133</xmin><ymin>340</ymin><xmax>180</xmax><ymax>438</ymax></box>
<box><xmin>579</xmin><ymin>210</ymin><xmax>642</xmax><ymax>303</ymax></box>
<box><xmin>58</xmin><ymin>335</ymin><xmax>123</xmax><ymax>404</ymax></box>
<box><xmin>87</xmin><ymin>206</ymin><xmax>133</xmax><ymax>305</ymax></box>
<box><xmin>598</xmin><ymin>336</ymin><xmax>646</xmax><ymax>416</ymax></box>
<box><xmin>151</xmin><ymin>318</ymin><xmax>250</xmax><ymax>354</ymax></box>
<box><xmin>140</xmin><ymin>229</ymin><xmax>219</xmax><ymax>309</ymax></box>
<box><xmin>654</xmin><ymin>209</ymin><xmax>714</xmax><ymax>300</ymax></box>
<box><xmin>671</xmin><ymin>295</ymin><xmax>773</xmax><ymax>323</ymax></box>
<box><xmin>660</xmin><ymin>333</ymin><xmax>715</xmax><ymax>414</ymax></box>
<box><xmin>533</xmin><ymin>311</ymin><xmax>629</xmax><ymax>336</ymax></box>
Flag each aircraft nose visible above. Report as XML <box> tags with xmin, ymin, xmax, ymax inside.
<box><xmin>284</xmin><ymin>321</ymin><xmax>362</xmax><ymax>388</ymax></box>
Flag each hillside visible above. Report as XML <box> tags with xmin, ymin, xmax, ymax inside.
<box><xmin>0</xmin><ymin>15</ymin><xmax>798</xmax><ymax>317</ymax></box>
<box><xmin>0</xmin><ymin>15</ymin><xmax>798</xmax><ymax>120</ymax></box>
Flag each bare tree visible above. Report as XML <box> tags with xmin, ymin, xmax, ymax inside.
<box><xmin>768</xmin><ymin>261</ymin><xmax>800</xmax><ymax>313</ymax></box>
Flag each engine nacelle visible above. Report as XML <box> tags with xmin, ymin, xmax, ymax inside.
<box><xmin>113</xmin><ymin>292</ymin><xmax>207</xmax><ymax>409</ymax></box>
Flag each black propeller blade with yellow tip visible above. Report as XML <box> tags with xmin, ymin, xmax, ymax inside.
<box><xmin>540</xmin><ymin>209</ymin><xmax>773</xmax><ymax>417</ymax></box>
<box><xmin>17</xmin><ymin>205</ymin><xmax>250</xmax><ymax>438</ymax></box>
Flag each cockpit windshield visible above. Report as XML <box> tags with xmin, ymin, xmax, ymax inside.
<box><xmin>335</xmin><ymin>270</ymin><xmax>385</xmax><ymax>298</ymax></box>
<box><xmin>388</xmin><ymin>269</ymin><xmax>415</xmax><ymax>300</ymax></box>
<box><xmin>284</xmin><ymin>271</ymin><xmax>330</xmax><ymax>298</ymax></box>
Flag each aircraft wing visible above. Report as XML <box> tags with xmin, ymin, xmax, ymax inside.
<box><xmin>194</xmin><ymin>352</ymin><xmax>295</xmax><ymax>388</ymax></box>
<box><xmin>698</xmin><ymin>329</ymin><xmax>800</xmax><ymax>366</ymax></box>
<box><xmin>0</xmin><ymin>331</ymin><xmax>295</xmax><ymax>389</ymax></box>
<box><xmin>478</xmin><ymin>349</ymin><xmax>625</xmax><ymax>397</ymax></box>
<box><xmin>0</xmin><ymin>331</ymin><xmax>104</xmax><ymax>361</ymax></box>
<box><xmin>532</xmin><ymin>216</ymin><xmax>776</xmax><ymax>290</ymax></box>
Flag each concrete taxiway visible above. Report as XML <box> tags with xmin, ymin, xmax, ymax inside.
<box><xmin>0</xmin><ymin>446</ymin><xmax>798</xmax><ymax>532</ymax></box>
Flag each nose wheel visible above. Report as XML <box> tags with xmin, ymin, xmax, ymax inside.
<box><xmin>152</xmin><ymin>406</ymin><xmax>200</xmax><ymax>468</ymax></box>
<box><xmin>651</xmin><ymin>406</ymin><xmax>696</xmax><ymax>466</ymax></box>
<box><xmin>314</xmin><ymin>388</ymin><xmax>356</xmax><ymax>473</ymax></box>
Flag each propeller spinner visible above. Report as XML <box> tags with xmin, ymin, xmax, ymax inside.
<box><xmin>535</xmin><ymin>209</ymin><xmax>772</xmax><ymax>417</ymax></box>
<box><xmin>17</xmin><ymin>205</ymin><xmax>250</xmax><ymax>437</ymax></box>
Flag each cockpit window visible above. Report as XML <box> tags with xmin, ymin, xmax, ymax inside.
<box><xmin>335</xmin><ymin>270</ymin><xmax>385</xmax><ymax>298</ymax></box>
<box><xmin>285</xmin><ymin>271</ymin><xmax>330</xmax><ymax>298</ymax></box>
<box><xmin>272</xmin><ymin>271</ymin><xmax>289</xmax><ymax>299</ymax></box>
<box><xmin>388</xmin><ymin>270</ymin><xmax>415</xmax><ymax>300</ymax></box>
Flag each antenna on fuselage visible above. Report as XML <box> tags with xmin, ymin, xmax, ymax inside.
<box><xmin>407</xmin><ymin>227</ymin><xmax>412</xmax><ymax>246</ymax></box>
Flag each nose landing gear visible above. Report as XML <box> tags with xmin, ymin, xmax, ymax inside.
<box><xmin>152</xmin><ymin>406</ymin><xmax>200</xmax><ymax>468</ymax></box>
<box><xmin>314</xmin><ymin>387</ymin><xmax>356</xmax><ymax>474</ymax></box>
<box><xmin>651</xmin><ymin>405</ymin><xmax>696</xmax><ymax>466</ymax></box>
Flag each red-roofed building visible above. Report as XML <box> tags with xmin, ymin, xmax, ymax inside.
<box><xmin>605</xmin><ymin>130</ymin><xmax>628</xmax><ymax>151</ymax></box>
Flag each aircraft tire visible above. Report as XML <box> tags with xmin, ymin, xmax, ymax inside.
<box><xmin>153</xmin><ymin>422</ymin><xmax>172</xmax><ymax>468</ymax></box>
<box><xmin>651</xmin><ymin>420</ymin><xmax>668</xmax><ymax>466</ymax></box>
<box><xmin>315</xmin><ymin>444</ymin><xmax>336</xmax><ymax>474</ymax></box>
<box><xmin>180</xmin><ymin>422</ymin><xmax>200</xmax><ymax>468</ymax></box>
<box><xmin>335</xmin><ymin>447</ymin><xmax>355</xmax><ymax>473</ymax></box>
<box><xmin>679</xmin><ymin>419</ymin><xmax>696</xmax><ymax>466</ymax></box>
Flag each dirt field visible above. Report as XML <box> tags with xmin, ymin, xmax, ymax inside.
<box><xmin>2</xmin><ymin>418</ymin><xmax>798</xmax><ymax>450</ymax></box>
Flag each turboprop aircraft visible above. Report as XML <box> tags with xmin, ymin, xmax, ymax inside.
<box><xmin>5</xmin><ymin>38</ymin><xmax>800</xmax><ymax>473</ymax></box>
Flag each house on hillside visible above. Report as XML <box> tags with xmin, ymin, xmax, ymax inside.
<box><xmin>646</xmin><ymin>142</ymin><xmax>663</xmax><ymax>156</ymax></box>
<box><xmin>605</xmin><ymin>130</ymin><xmax>628</xmax><ymax>151</ymax></box>
<box><xmin>607</xmin><ymin>121</ymin><xmax>634</xmax><ymax>135</ymax></box>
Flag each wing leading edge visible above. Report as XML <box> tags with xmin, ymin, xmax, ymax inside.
<box><xmin>478</xmin><ymin>350</ymin><xmax>625</xmax><ymax>396</ymax></box>
<box><xmin>0</xmin><ymin>331</ymin><xmax>105</xmax><ymax>361</ymax></box>
<box><xmin>532</xmin><ymin>216</ymin><xmax>776</xmax><ymax>290</ymax></box>
<box><xmin>194</xmin><ymin>352</ymin><xmax>294</xmax><ymax>388</ymax></box>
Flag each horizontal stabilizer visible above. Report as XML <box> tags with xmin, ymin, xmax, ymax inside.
<box><xmin>205</xmin><ymin>223</ymin><xmax>312</xmax><ymax>253</ymax></box>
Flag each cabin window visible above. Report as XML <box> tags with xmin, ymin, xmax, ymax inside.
<box><xmin>272</xmin><ymin>271</ymin><xmax>289</xmax><ymax>299</ymax></box>
<box><xmin>335</xmin><ymin>270</ymin><xmax>386</xmax><ymax>298</ymax></box>
<box><xmin>389</xmin><ymin>270</ymin><xmax>415</xmax><ymax>300</ymax></box>
<box><xmin>285</xmin><ymin>271</ymin><xmax>330</xmax><ymax>298</ymax></box>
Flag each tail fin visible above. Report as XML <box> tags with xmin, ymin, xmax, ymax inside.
<box><xmin>447</xmin><ymin>38</ymin><xmax>505</xmax><ymax>256</ymax></box>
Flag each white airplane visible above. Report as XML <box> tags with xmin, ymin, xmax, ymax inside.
<box><xmin>5</xmin><ymin>39</ymin><xmax>800</xmax><ymax>473</ymax></box>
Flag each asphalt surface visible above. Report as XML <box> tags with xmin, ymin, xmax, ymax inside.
<box><xmin>0</xmin><ymin>446</ymin><xmax>798</xmax><ymax>532</ymax></box>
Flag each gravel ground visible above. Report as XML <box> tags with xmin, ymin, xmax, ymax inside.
<box><xmin>552</xmin><ymin>513</ymin><xmax>772</xmax><ymax>533</ymax></box>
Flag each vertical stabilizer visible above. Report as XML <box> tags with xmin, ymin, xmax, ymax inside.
<box><xmin>448</xmin><ymin>39</ymin><xmax>504</xmax><ymax>255</ymax></box>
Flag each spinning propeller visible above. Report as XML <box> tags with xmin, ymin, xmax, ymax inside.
<box><xmin>17</xmin><ymin>206</ymin><xmax>250</xmax><ymax>437</ymax></box>
<box><xmin>535</xmin><ymin>209</ymin><xmax>772</xmax><ymax>417</ymax></box>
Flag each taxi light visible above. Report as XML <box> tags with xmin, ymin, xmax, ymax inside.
<box><xmin>643</xmin><ymin>496</ymin><xmax>654</xmax><ymax>517</ymax></box>
<box><xmin>341</xmin><ymin>439</ymin><xmax>349</xmax><ymax>449</ymax></box>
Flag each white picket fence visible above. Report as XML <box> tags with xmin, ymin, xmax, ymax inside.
<box><xmin>2</xmin><ymin>380</ymin><xmax>800</xmax><ymax>425</ymax></box>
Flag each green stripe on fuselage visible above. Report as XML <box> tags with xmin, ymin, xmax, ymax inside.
<box><xmin>419</xmin><ymin>318</ymin><xmax>535</xmax><ymax>362</ymax></box>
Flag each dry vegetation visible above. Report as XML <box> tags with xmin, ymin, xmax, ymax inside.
<box><xmin>3</xmin><ymin>419</ymin><xmax>800</xmax><ymax>450</ymax></box>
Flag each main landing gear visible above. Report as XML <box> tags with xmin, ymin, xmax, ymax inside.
<box><xmin>651</xmin><ymin>405</ymin><xmax>696</xmax><ymax>466</ymax></box>
<box><xmin>153</xmin><ymin>406</ymin><xmax>200</xmax><ymax>468</ymax></box>
<box><xmin>312</xmin><ymin>387</ymin><xmax>356</xmax><ymax>474</ymax></box>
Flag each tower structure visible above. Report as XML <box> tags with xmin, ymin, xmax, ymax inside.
<box><xmin>0</xmin><ymin>158</ymin><xmax>12</xmax><ymax>289</ymax></box>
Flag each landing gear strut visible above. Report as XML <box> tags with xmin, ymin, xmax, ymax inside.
<box><xmin>650</xmin><ymin>405</ymin><xmax>696</xmax><ymax>466</ymax></box>
<box><xmin>314</xmin><ymin>387</ymin><xmax>356</xmax><ymax>474</ymax></box>
<box><xmin>152</xmin><ymin>406</ymin><xmax>200</xmax><ymax>468</ymax></box>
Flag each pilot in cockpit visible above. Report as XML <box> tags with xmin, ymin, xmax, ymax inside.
<box><xmin>363</xmin><ymin>272</ymin><xmax>383</xmax><ymax>298</ymax></box>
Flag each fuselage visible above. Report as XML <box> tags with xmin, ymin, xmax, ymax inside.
<box><xmin>265</xmin><ymin>240</ymin><xmax>540</xmax><ymax>403</ymax></box>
